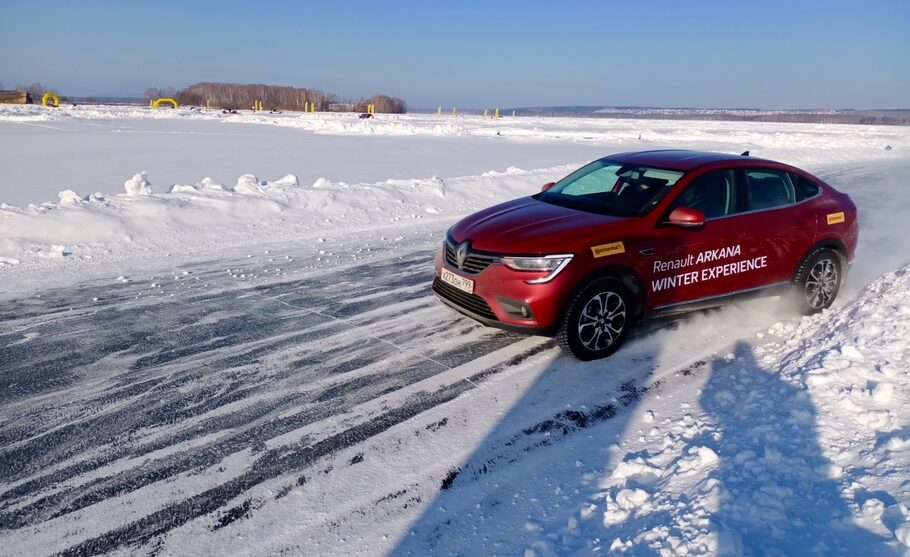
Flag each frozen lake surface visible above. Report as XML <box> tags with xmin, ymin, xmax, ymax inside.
<box><xmin>1</xmin><ymin>105</ymin><xmax>909</xmax><ymax>556</ymax></box>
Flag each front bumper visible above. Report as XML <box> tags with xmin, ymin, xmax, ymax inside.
<box><xmin>432</xmin><ymin>277</ymin><xmax>553</xmax><ymax>335</ymax></box>
<box><xmin>432</xmin><ymin>243</ymin><xmax>573</xmax><ymax>334</ymax></box>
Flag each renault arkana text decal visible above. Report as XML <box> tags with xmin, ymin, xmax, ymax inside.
<box><xmin>653</xmin><ymin>245</ymin><xmax>742</xmax><ymax>273</ymax></box>
<box><xmin>651</xmin><ymin>244</ymin><xmax>768</xmax><ymax>292</ymax></box>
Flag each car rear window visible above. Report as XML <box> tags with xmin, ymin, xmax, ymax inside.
<box><xmin>744</xmin><ymin>169</ymin><xmax>795</xmax><ymax>211</ymax></box>
<box><xmin>789</xmin><ymin>172</ymin><xmax>821</xmax><ymax>201</ymax></box>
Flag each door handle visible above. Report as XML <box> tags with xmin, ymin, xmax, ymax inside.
<box><xmin>639</xmin><ymin>248</ymin><xmax>655</xmax><ymax>256</ymax></box>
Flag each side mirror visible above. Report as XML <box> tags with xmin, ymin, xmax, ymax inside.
<box><xmin>541</xmin><ymin>181</ymin><xmax>556</xmax><ymax>192</ymax></box>
<box><xmin>665</xmin><ymin>207</ymin><xmax>705</xmax><ymax>228</ymax></box>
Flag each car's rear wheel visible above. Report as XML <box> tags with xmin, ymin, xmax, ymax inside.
<box><xmin>557</xmin><ymin>277</ymin><xmax>633</xmax><ymax>360</ymax></box>
<box><xmin>793</xmin><ymin>248</ymin><xmax>842</xmax><ymax>315</ymax></box>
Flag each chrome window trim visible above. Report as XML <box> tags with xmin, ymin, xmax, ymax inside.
<box><xmin>701</xmin><ymin>184</ymin><xmax>823</xmax><ymax>222</ymax></box>
<box><xmin>669</xmin><ymin>167</ymin><xmax>824</xmax><ymax>223</ymax></box>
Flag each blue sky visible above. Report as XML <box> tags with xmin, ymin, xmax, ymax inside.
<box><xmin>1</xmin><ymin>0</ymin><xmax>907</xmax><ymax>109</ymax></box>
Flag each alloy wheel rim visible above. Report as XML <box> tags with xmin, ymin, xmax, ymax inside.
<box><xmin>577</xmin><ymin>291</ymin><xmax>626</xmax><ymax>351</ymax></box>
<box><xmin>805</xmin><ymin>258</ymin><xmax>838</xmax><ymax>309</ymax></box>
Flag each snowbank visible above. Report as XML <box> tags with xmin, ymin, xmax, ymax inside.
<box><xmin>123</xmin><ymin>171</ymin><xmax>152</xmax><ymax>196</ymax></box>
<box><xmin>566</xmin><ymin>265</ymin><xmax>910</xmax><ymax>555</ymax></box>
<box><xmin>0</xmin><ymin>166</ymin><xmax>568</xmax><ymax>272</ymax></box>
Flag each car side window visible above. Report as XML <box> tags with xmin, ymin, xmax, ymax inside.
<box><xmin>789</xmin><ymin>172</ymin><xmax>821</xmax><ymax>201</ymax></box>
<box><xmin>669</xmin><ymin>169</ymin><xmax>736</xmax><ymax>219</ymax></box>
<box><xmin>745</xmin><ymin>169</ymin><xmax>795</xmax><ymax>211</ymax></box>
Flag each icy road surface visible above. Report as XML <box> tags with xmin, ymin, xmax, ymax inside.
<box><xmin>0</xmin><ymin>239</ymin><xmax>666</xmax><ymax>555</ymax></box>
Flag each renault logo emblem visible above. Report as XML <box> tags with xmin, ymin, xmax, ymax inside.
<box><xmin>456</xmin><ymin>240</ymin><xmax>470</xmax><ymax>269</ymax></box>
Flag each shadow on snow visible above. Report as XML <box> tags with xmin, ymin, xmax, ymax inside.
<box><xmin>392</xmin><ymin>339</ymin><xmax>898</xmax><ymax>556</ymax></box>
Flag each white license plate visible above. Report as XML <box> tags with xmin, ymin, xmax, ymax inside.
<box><xmin>441</xmin><ymin>268</ymin><xmax>474</xmax><ymax>294</ymax></box>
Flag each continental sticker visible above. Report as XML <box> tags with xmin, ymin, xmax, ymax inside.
<box><xmin>591</xmin><ymin>241</ymin><xmax>625</xmax><ymax>258</ymax></box>
<box><xmin>827</xmin><ymin>212</ymin><xmax>845</xmax><ymax>225</ymax></box>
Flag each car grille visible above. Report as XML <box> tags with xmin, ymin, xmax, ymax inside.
<box><xmin>432</xmin><ymin>278</ymin><xmax>498</xmax><ymax>321</ymax></box>
<box><xmin>444</xmin><ymin>240</ymin><xmax>499</xmax><ymax>275</ymax></box>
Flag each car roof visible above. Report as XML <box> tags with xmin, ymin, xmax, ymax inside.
<box><xmin>605</xmin><ymin>149</ymin><xmax>774</xmax><ymax>171</ymax></box>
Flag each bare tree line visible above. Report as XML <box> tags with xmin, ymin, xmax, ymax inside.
<box><xmin>368</xmin><ymin>94</ymin><xmax>407</xmax><ymax>113</ymax></box>
<box><xmin>15</xmin><ymin>82</ymin><xmax>54</xmax><ymax>101</ymax></box>
<box><xmin>144</xmin><ymin>82</ymin><xmax>406</xmax><ymax>113</ymax></box>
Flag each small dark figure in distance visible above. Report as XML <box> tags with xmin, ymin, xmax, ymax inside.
<box><xmin>359</xmin><ymin>113</ymin><xmax>373</xmax><ymax>119</ymax></box>
<box><xmin>885</xmin><ymin>145</ymin><xmax>892</xmax><ymax>151</ymax></box>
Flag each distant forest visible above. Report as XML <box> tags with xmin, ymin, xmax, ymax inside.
<box><xmin>590</xmin><ymin>111</ymin><xmax>910</xmax><ymax>126</ymax></box>
<box><xmin>145</xmin><ymin>82</ymin><xmax>407</xmax><ymax>113</ymax></box>
<box><xmin>511</xmin><ymin>106</ymin><xmax>910</xmax><ymax>126</ymax></box>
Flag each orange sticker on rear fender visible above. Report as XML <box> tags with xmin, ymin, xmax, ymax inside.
<box><xmin>591</xmin><ymin>241</ymin><xmax>625</xmax><ymax>258</ymax></box>
<box><xmin>827</xmin><ymin>212</ymin><xmax>845</xmax><ymax>225</ymax></box>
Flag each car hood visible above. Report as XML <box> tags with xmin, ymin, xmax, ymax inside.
<box><xmin>450</xmin><ymin>197</ymin><xmax>630</xmax><ymax>254</ymax></box>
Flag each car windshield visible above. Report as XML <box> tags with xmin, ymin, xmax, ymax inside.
<box><xmin>537</xmin><ymin>160</ymin><xmax>685</xmax><ymax>216</ymax></box>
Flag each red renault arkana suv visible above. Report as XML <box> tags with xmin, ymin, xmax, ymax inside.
<box><xmin>433</xmin><ymin>150</ymin><xmax>858</xmax><ymax>360</ymax></box>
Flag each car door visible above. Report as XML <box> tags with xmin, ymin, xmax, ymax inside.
<box><xmin>733</xmin><ymin>167</ymin><xmax>816</xmax><ymax>285</ymax></box>
<box><xmin>643</xmin><ymin>168</ymin><xmax>755</xmax><ymax>309</ymax></box>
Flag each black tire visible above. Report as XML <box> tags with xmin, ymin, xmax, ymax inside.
<box><xmin>557</xmin><ymin>277</ymin><xmax>633</xmax><ymax>361</ymax></box>
<box><xmin>792</xmin><ymin>248</ymin><xmax>842</xmax><ymax>315</ymax></box>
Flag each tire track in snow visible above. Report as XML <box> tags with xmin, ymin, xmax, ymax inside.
<box><xmin>54</xmin><ymin>342</ymin><xmax>553</xmax><ymax>557</ymax></box>
<box><xmin>0</xmin><ymin>248</ymin><xmax>548</xmax><ymax>553</ymax></box>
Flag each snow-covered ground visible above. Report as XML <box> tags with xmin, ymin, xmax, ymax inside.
<box><xmin>1</xmin><ymin>105</ymin><xmax>909</xmax><ymax>556</ymax></box>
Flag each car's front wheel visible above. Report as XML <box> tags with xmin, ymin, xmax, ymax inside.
<box><xmin>557</xmin><ymin>277</ymin><xmax>633</xmax><ymax>360</ymax></box>
<box><xmin>793</xmin><ymin>248</ymin><xmax>842</xmax><ymax>315</ymax></box>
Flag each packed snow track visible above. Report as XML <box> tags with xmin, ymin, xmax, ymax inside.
<box><xmin>0</xmin><ymin>243</ymin><xmax>732</xmax><ymax>555</ymax></box>
<box><xmin>0</xmin><ymin>247</ymin><xmax>542</xmax><ymax>551</ymax></box>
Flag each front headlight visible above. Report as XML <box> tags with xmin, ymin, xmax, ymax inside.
<box><xmin>501</xmin><ymin>254</ymin><xmax>574</xmax><ymax>284</ymax></box>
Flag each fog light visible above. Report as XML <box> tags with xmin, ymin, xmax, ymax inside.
<box><xmin>497</xmin><ymin>297</ymin><xmax>534</xmax><ymax>320</ymax></box>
